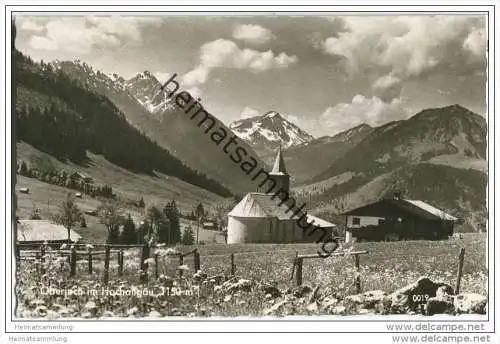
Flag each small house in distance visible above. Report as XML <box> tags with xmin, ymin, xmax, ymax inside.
<box><xmin>202</xmin><ymin>221</ymin><xmax>217</xmax><ymax>231</ymax></box>
<box><xmin>17</xmin><ymin>219</ymin><xmax>82</xmax><ymax>247</ymax></box>
<box><xmin>341</xmin><ymin>194</ymin><xmax>458</xmax><ymax>242</ymax></box>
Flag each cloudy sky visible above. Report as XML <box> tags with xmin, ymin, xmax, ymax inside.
<box><xmin>15</xmin><ymin>14</ymin><xmax>487</xmax><ymax>137</ymax></box>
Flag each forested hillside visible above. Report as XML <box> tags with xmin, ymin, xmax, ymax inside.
<box><xmin>13</xmin><ymin>51</ymin><xmax>231</xmax><ymax>197</ymax></box>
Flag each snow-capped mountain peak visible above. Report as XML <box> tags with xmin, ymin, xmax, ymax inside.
<box><xmin>124</xmin><ymin>71</ymin><xmax>176</xmax><ymax>114</ymax></box>
<box><xmin>229</xmin><ymin>111</ymin><xmax>314</xmax><ymax>155</ymax></box>
<box><xmin>50</xmin><ymin>59</ymin><xmax>176</xmax><ymax>115</ymax></box>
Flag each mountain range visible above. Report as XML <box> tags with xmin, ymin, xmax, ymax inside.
<box><xmin>14</xmin><ymin>51</ymin><xmax>231</xmax><ymax>198</ymax></box>
<box><xmin>51</xmin><ymin>60</ymin><xmax>263</xmax><ymax>194</ymax></box>
<box><xmin>229</xmin><ymin>111</ymin><xmax>314</xmax><ymax>155</ymax></box>
<box><xmin>15</xmin><ymin>55</ymin><xmax>487</xmax><ymax>232</ymax></box>
<box><xmin>261</xmin><ymin>123</ymin><xmax>374</xmax><ymax>184</ymax></box>
<box><xmin>291</xmin><ymin>104</ymin><xmax>487</xmax><ymax>232</ymax></box>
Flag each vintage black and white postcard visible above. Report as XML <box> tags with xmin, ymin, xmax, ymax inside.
<box><xmin>2</xmin><ymin>2</ymin><xmax>498</xmax><ymax>343</ymax></box>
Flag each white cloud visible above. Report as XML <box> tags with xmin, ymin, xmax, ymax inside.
<box><xmin>463</xmin><ymin>27</ymin><xmax>487</xmax><ymax>58</ymax></box>
<box><xmin>18</xmin><ymin>18</ymin><xmax>45</xmax><ymax>32</ymax></box>
<box><xmin>182</xmin><ymin>39</ymin><xmax>298</xmax><ymax>87</ymax></box>
<box><xmin>25</xmin><ymin>16</ymin><xmax>161</xmax><ymax>53</ymax></box>
<box><xmin>182</xmin><ymin>66</ymin><xmax>211</xmax><ymax>87</ymax></box>
<box><xmin>372</xmin><ymin>74</ymin><xmax>401</xmax><ymax>91</ymax></box>
<box><xmin>322</xmin><ymin>16</ymin><xmax>487</xmax><ymax>98</ymax></box>
<box><xmin>240</xmin><ymin>106</ymin><xmax>260</xmax><ymax>119</ymax></box>
<box><xmin>232</xmin><ymin>24</ymin><xmax>274</xmax><ymax>45</ymax></box>
<box><xmin>321</xmin><ymin>95</ymin><xmax>408</xmax><ymax>135</ymax></box>
<box><xmin>29</xmin><ymin>36</ymin><xmax>58</xmax><ymax>51</ymax></box>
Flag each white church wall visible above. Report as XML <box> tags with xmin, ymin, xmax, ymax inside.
<box><xmin>227</xmin><ymin>216</ymin><xmax>271</xmax><ymax>243</ymax></box>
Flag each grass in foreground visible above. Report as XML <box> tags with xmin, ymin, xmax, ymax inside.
<box><xmin>15</xmin><ymin>234</ymin><xmax>487</xmax><ymax>317</ymax></box>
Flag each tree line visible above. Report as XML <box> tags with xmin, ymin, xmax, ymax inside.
<box><xmin>53</xmin><ymin>194</ymin><xmax>195</xmax><ymax>245</ymax></box>
<box><xmin>17</xmin><ymin>160</ymin><xmax>115</xmax><ymax>199</ymax></box>
<box><xmin>14</xmin><ymin>50</ymin><xmax>232</xmax><ymax>198</ymax></box>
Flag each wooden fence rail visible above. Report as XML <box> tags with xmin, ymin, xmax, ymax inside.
<box><xmin>18</xmin><ymin>244</ymin><xmax>370</xmax><ymax>289</ymax></box>
<box><xmin>291</xmin><ymin>250</ymin><xmax>369</xmax><ymax>290</ymax></box>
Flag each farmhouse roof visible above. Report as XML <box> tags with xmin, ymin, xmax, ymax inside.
<box><xmin>341</xmin><ymin>198</ymin><xmax>458</xmax><ymax>222</ymax></box>
<box><xmin>17</xmin><ymin>220</ymin><xmax>82</xmax><ymax>242</ymax></box>
<box><xmin>228</xmin><ymin>193</ymin><xmax>299</xmax><ymax>220</ymax></box>
<box><xmin>404</xmin><ymin>200</ymin><xmax>458</xmax><ymax>221</ymax></box>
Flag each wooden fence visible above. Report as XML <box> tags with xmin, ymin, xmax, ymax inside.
<box><xmin>291</xmin><ymin>250</ymin><xmax>368</xmax><ymax>291</ymax></box>
<box><xmin>16</xmin><ymin>243</ymin><xmax>467</xmax><ymax>294</ymax></box>
<box><xmin>18</xmin><ymin>243</ymin><xmax>233</xmax><ymax>284</ymax></box>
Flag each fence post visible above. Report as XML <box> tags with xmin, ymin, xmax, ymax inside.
<box><xmin>70</xmin><ymin>246</ymin><xmax>77</xmax><ymax>277</ymax></box>
<box><xmin>35</xmin><ymin>252</ymin><xmax>40</xmax><ymax>275</ymax></box>
<box><xmin>295</xmin><ymin>257</ymin><xmax>303</xmax><ymax>286</ymax></box>
<box><xmin>118</xmin><ymin>249</ymin><xmax>124</xmax><ymax>276</ymax></box>
<box><xmin>154</xmin><ymin>252</ymin><xmax>159</xmax><ymax>279</ymax></box>
<box><xmin>140</xmin><ymin>244</ymin><xmax>150</xmax><ymax>283</ymax></box>
<box><xmin>103</xmin><ymin>245</ymin><xmax>110</xmax><ymax>284</ymax></box>
<box><xmin>455</xmin><ymin>248</ymin><xmax>466</xmax><ymax>294</ymax></box>
<box><xmin>178</xmin><ymin>254</ymin><xmax>184</xmax><ymax>278</ymax></box>
<box><xmin>354</xmin><ymin>253</ymin><xmax>361</xmax><ymax>293</ymax></box>
<box><xmin>15</xmin><ymin>243</ymin><xmax>20</xmax><ymax>261</ymax></box>
<box><xmin>40</xmin><ymin>245</ymin><xmax>46</xmax><ymax>275</ymax></box>
<box><xmin>290</xmin><ymin>252</ymin><xmax>298</xmax><ymax>281</ymax></box>
<box><xmin>87</xmin><ymin>247</ymin><xmax>92</xmax><ymax>274</ymax></box>
<box><xmin>230</xmin><ymin>253</ymin><xmax>235</xmax><ymax>276</ymax></box>
<box><xmin>194</xmin><ymin>249</ymin><xmax>200</xmax><ymax>272</ymax></box>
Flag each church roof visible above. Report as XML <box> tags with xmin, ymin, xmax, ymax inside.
<box><xmin>228</xmin><ymin>193</ymin><xmax>299</xmax><ymax>220</ymax></box>
<box><xmin>271</xmin><ymin>146</ymin><xmax>287</xmax><ymax>175</ymax></box>
<box><xmin>306</xmin><ymin>214</ymin><xmax>337</xmax><ymax>228</ymax></box>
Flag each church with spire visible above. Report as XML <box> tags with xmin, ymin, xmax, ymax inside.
<box><xmin>268</xmin><ymin>145</ymin><xmax>290</xmax><ymax>194</ymax></box>
<box><xmin>226</xmin><ymin>146</ymin><xmax>336</xmax><ymax>244</ymax></box>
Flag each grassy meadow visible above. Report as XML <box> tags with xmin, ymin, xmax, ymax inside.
<box><xmin>15</xmin><ymin>233</ymin><xmax>487</xmax><ymax>318</ymax></box>
<box><xmin>13</xmin><ymin>143</ymin><xmax>488</xmax><ymax>317</ymax></box>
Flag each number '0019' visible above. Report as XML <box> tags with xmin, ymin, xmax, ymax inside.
<box><xmin>412</xmin><ymin>294</ymin><xmax>430</xmax><ymax>302</ymax></box>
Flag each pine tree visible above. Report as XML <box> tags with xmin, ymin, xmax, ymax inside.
<box><xmin>147</xmin><ymin>206</ymin><xmax>168</xmax><ymax>244</ymax></box>
<box><xmin>163</xmin><ymin>200</ymin><xmax>181</xmax><ymax>244</ymax></box>
<box><xmin>138</xmin><ymin>197</ymin><xmax>145</xmax><ymax>209</ymax></box>
<box><xmin>195</xmin><ymin>202</ymin><xmax>205</xmax><ymax>221</ymax></box>
<box><xmin>19</xmin><ymin>161</ymin><xmax>28</xmax><ymax>175</ymax></box>
<box><xmin>181</xmin><ymin>227</ymin><xmax>195</xmax><ymax>245</ymax></box>
<box><xmin>121</xmin><ymin>214</ymin><xmax>137</xmax><ymax>244</ymax></box>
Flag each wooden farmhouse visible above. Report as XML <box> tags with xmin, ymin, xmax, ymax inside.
<box><xmin>341</xmin><ymin>194</ymin><xmax>459</xmax><ymax>242</ymax></box>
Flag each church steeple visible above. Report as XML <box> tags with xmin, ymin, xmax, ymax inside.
<box><xmin>269</xmin><ymin>146</ymin><xmax>290</xmax><ymax>194</ymax></box>
<box><xmin>271</xmin><ymin>145</ymin><xmax>287</xmax><ymax>174</ymax></box>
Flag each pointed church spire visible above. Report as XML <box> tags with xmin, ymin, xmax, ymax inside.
<box><xmin>271</xmin><ymin>145</ymin><xmax>287</xmax><ymax>174</ymax></box>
